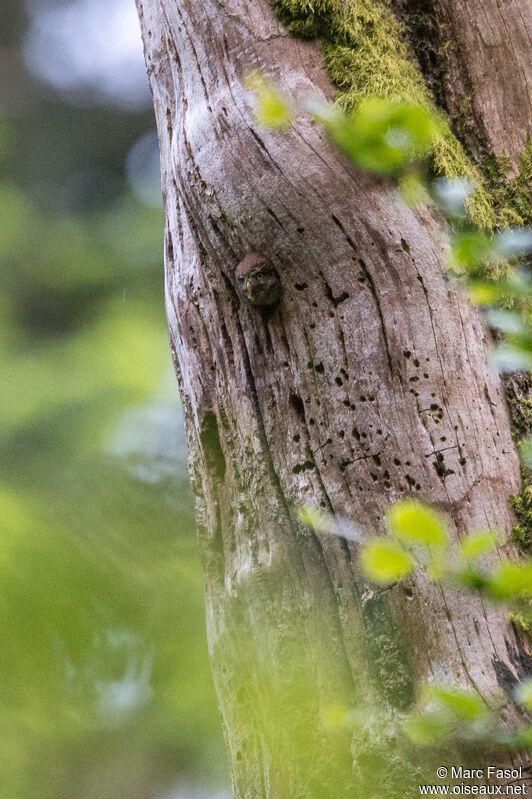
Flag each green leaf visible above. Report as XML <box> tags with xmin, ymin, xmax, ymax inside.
<box><xmin>360</xmin><ymin>539</ymin><xmax>414</xmax><ymax>584</ymax></box>
<box><xmin>455</xmin><ymin>567</ymin><xmax>491</xmax><ymax>592</ymax></box>
<box><xmin>516</xmin><ymin>724</ymin><xmax>532</xmax><ymax>747</ymax></box>
<box><xmin>459</xmin><ymin>529</ymin><xmax>500</xmax><ymax>561</ymax></box>
<box><xmin>487</xmin><ymin>559</ymin><xmax>532</xmax><ymax>600</ymax></box>
<box><xmin>495</xmin><ymin>228</ymin><xmax>532</xmax><ymax>259</ymax></box>
<box><xmin>403</xmin><ymin>712</ymin><xmax>452</xmax><ymax>745</ymax></box>
<box><xmin>387</xmin><ymin>500</ymin><xmax>448</xmax><ymax>549</ymax></box>
<box><xmin>405</xmin><ymin>685</ymin><xmax>489</xmax><ymax>746</ymax></box>
<box><xmin>467</xmin><ymin>280</ymin><xmax>500</xmax><ymax>306</ymax></box>
<box><xmin>485</xmin><ymin>309</ymin><xmax>527</xmax><ymax>335</ymax></box>
<box><xmin>322</xmin><ymin>99</ymin><xmax>442</xmax><ymax>176</ymax></box>
<box><xmin>398</xmin><ymin>172</ymin><xmax>431</xmax><ymax>207</ymax></box>
<box><xmin>297</xmin><ymin>506</ymin><xmax>333</xmax><ymax>534</ymax></box>
<box><xmin>514</xmin><ymin>679</ymin><xmax>532</xmax><ymax>712</ymax></box>
<box><xmin>425</xmin><ymin>556</ymin><xmax>447</xmax><ymax>582</ymax></box>
<box><xmin>450</xmin><ymin>231</ymin><xmax>496</xmax><ymax>270</ymax></box>
<box><xmin>519</xmin><ymin>436</ymin><xmax>532</xmax><ymax>469</ymax></box>
<box><xmin>432</xmin><ymin>178</ymin><xmax>473</xmax><ymax>218</ymax></box>
<box><xmin>428</xmin><ymin>685</ymin><xmax>487</xmax><ymax>722</ymax></box>
<box><xmin>246</xmin><ymin>73</ymin><xmax>292</xmax><ymax>129</ymax></box>
<box><xmin>468</xmin><ymin>270</ymin><xmax>532</xmax><ymax>307</ymax></box>
<box><xmin>491</xmin><ymin>344</ymin><xmax>532</xmax><ymax>373</ymax></box>
<box><xmin>322</xmin><ymin>704</ymin><xmax>354</xmax><ymax>729</ymax></box>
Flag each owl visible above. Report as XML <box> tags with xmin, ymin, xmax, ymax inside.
<box><xmin>235</xmin><ymin>253</ymin><xmax>281</xmax><ymax>307</ymax></box>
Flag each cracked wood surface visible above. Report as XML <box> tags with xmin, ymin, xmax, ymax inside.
<box><xmin>394</xmin><ymin>0</ymin><xmax>532</xmax><ymax>167</ymax></box>
<box><xmin>137</xmin><ymin>0</ymin><xmax>532</xmax><ymax>794</ymax></box>
<box><xmin>438</xmin><ymin>0</ymin><xmax>532</xmax><ymax>166</ymax></box>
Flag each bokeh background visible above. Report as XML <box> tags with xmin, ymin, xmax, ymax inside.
<box><xmin>0</xmin><ymin>1</ymin><xmax>229</xmax><ymax>797</ymax></box>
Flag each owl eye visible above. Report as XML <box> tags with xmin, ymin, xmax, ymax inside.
<box><xmin>256</xmin><ymin>271</ymin><xmax>264</xmax><ymax>280</ymax></box>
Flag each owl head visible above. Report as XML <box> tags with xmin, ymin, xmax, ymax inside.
<box><xmin>235</xmin><ymin>253</ymin><xmax>281</xmax><ymax>307</ymax></box>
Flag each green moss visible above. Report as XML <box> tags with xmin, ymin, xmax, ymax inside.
<box><xmin>511</xmin><ymin>483</ymin><xmax>532</xmax><ymax>552</ymax></box>
<box><xmin>510</xmin><ymin>473</ymin><xmax>532</xmax><ymax>553</ymax></box>
<box><xmin>511</xmin><ymin>135</ymin><xmax>532</xmax><ymax>225</ymax></box>
<box><xmin>272</xmin><ymin>0</ymin><xmax>432</xmax><ymax>108</ymax></box>
<box><xmin>507</xmin><ymin>390</ymin><xmax>532</xmax><ymax>443</ymax></box>
<box><xmin>509</xmin><ymin>609</ymin><xmax>532</xmax><ymax>637</ymax></box>
<box><xmin>509</xmin><ymin>467</ymin><xmax>532</xmax><ymax>642</ymax></box>
<box><xmin>481</xmin><ymin>139</ymin><xmax>532</xmax><ymax>227</ymax></box>
<box><xmin>503</xmin><ymin>374</ymin><xmax>532</xmax><ymax>554</ymax></box>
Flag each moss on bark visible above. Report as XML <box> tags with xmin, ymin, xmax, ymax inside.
<box><xmin>270</xmin><ymin>0</ymin><xmax>495</xmax><ymax>225</ymax></box>
<box><xmin>271</xmin><ymin>0</ymin><xmax>532</xmax><ymax>228</ymax></box>
<box><xmin>502</xmin><ymin>374</ymin><xmax>532</xmax><ymax>557</ymax></box>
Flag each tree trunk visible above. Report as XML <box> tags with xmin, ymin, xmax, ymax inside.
<box><xmin>136</xmin><ymin>1</ymin><xmax>532</xmax><ymax>795</ymax></box>
<box><xmin>393</xmin><ymin>0</ymin><xmax>532</xmax><ymax>168</ymax></box>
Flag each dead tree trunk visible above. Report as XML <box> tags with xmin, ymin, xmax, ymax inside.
<box><xmin>136</xmin><ymin>1</ymin><xmax>532</xmax><ymax>795</ymax></box>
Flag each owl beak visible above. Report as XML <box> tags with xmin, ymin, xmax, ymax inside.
<box><xmin>246</xmin><ymin>281</ymin><xmax>252</xmax><ymax>294</ymax></box>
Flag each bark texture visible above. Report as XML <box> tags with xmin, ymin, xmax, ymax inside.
<box><xmin>393</xmin><ymin>0</ymin><xmax>532</xmax><ymax>168</ymax></box>
<box><xmin>136</xmin><ymin>1</ymin><xmax>532</xmax><ymax>795</ymax></box>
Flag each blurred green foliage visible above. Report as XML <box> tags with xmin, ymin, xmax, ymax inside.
<box><xmin>320</xmin><ymin>99</ymin><xmax>442</xmax><ymax>176</ymax></box>
<box><xmin>0</xmin><ymin>4</ymin><xmax>227</xmax><ymax>796</ymax></box>
<box><xmin>360</xmin><ymin>500</ymin><xmax>532</xmax><ymax>609</ymax></box>
<box><xmin>363</xmin><ymin>498</ymin><xmax>532</xmax><ymax>748</ymax></box>
<box><xmin>302</xmin><ymin>498</ymin><xmax>532</xmax><ymax>750</ymax></box>
<box><xmin>246</xmin><ymin>74</ymin><xmax>293</xmax><ymax>130</ymax></box>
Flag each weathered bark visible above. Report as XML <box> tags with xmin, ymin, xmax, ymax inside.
<box><xmin>136</xmin><ymin>1</ymin><xmax>532</xmax><ymax>795</ymax></box>
<box><xmin>393</xmin><ymin>0</ymin><xmax>532</xmax><ymax>168</ymax></box>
